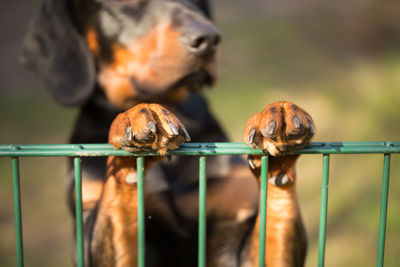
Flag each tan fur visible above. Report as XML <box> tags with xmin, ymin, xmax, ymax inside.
<box><xmin>91</xmin><ymin>156</ymin><xmax>139</xmax><ymax>266</ymax></box>
<box><xmin>244</xmin><ymin>101</ymin><xmax>315</xmax><ymax>156</ymax></box>
<box><xmin>82</xmin><ymin>179</ymin><xmax>103</xmax><ymax>213</ymax></box>
<box><xmin>243</xmin><ymin>101</ymin><xmax>314</xmax><ymax>266</ymax></box>
<box><xmin>96</xmin><ymin>24</ymin><xmax>192</xmax><ymax>108</ymax></box>
<box><xmin>109</xmin><ymin>103</ymin><xmax>186</xmax><ymax>155</ymax></box>
<box><xmin>88</xmin><ymin>99</ymin><xmax>314</xmax><ymax>267</ymax></box>
<box><xmin>85</xmin><ymin>28</ymin><xmax>100</xmax><ymax>57</ymax></box>
<box><xmin>248</xmin><ymin>165</ymin><xmax>306</xmax><ymax>267</ymax></box>
<box><xmin>85</xmin><ymin>23</ymin><xmax>217</xmax><ymax>109</ymax></box>
<box><xmin>92</xmin><ymin>102</ymin><xmax>190</xmax><ymax>265</ymax></box>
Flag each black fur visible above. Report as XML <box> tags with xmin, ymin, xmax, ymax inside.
<box><xmin>20</xmin><ymin>0</ymin><xmax>95</xmax><ymax>106</ymax></box>
<box><xmin>21</xmin><ymin>0</ymin><xmax>259</xmax><ymax>266</ymax></box>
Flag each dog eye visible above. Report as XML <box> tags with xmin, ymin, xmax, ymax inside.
<box><xmin>268</xmin><ymin>174</ymin><xmax>291</xmax><ymax>186</ymax></box>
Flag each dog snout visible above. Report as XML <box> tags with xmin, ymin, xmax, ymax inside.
<box><xmin>181</xmin><ymin>22</ymin><xmax>220</xmax><ymax>57</ymax></box>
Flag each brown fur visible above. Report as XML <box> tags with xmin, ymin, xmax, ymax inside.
<box><xmin>96</xmin><ymin>100</ymin><xmax>314</xmax><ymax>266</ymax></box>
<box><xmin>109</xmin><ymin>103</ymin><xmax>187</xmax><ymax>155</ymax></box>
<box><xmin>85</xmin><ymin>28</ymin><xmax>100</xmax><ymax>58</ymax></box>
<box><xmin>244</xmin><ymin>101</ymin><xmax>315</xmax><ymax>156</ymax></box>
<box><xmin>91</xmin><ymin>157</ymin><xmax>139</xmax><ymax>267</ymax></box>
<box><xmin>246</xmin><ymin>159</ymin><xmax>307</xmax><ymax>267</ymax></box>
<box><xmin>22</xmin><ymin>0</ymin><xmax>314</xmax><ymax>265</ymax></box>
<box><xmin>242</xmin><ymin>101</ymin><xmax>314</xmax><ymax>266</ymax></box>
<box><xmin>81</xmin><ymin>14</ymin><xmax>315</xmax><ymax>267</ymax></box>
<box><xmin>92</xmin><ymin>23</ymin><xmax>214</xmax><ymax>109</ymax></box>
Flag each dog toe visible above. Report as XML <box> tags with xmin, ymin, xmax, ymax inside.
<box><xmin>109</xmin><ymin>103</ymin><xmax>190</xmax><ymax>154</ymax></box>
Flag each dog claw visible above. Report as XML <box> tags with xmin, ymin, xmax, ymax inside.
<box><xmin>309</xmin><ymin>122</ymin><xmax>314</xmax><ymax>135</ymax></box>
<box><xmin>269</xmin><ymin>173</ymin><xmax>290</xmax><ymax>186</ymax></box>
<box><xmin>268</xmin><ymin>121</ymin><xmax>276</xmax><ymax>135</ymax></box>
<box><xmin>148</xmin><ymin>121</ymin><xmax>156</xmax><ymax>133</ymax></box>
<box><xmin>260</xmin><ymin>121</ymin><xmax>276</xmax><ymax>139</ymax></box>
<box><xmin>247</xmin><ymin>128</ymin><xmax>256</xmax><ymax>144</ymax></box>
<box><xmin>168</xmin><ymin>122</ymin><xmax>179</xmax><ymax>135</ymax></box>
<box><xmin>293</xmin><ymin>116</ymin><xmax>300</xmax><ymax>129</ymax></box>
<box><xmin>180</xmin><ymin>126</ymin><xmax>191</xmax><ymax>142</ymax></box>
<box><xmin>125</xmin><ymin>126</ymin><xmax>133</xmax><ymax>141</ymax></box>
<box><xmin>248</xmin><ymin>156</ymin><xmax>255</xmax><ymax>169</ymax></box>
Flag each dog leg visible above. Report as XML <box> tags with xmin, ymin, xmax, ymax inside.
<box><xmin>90</xmin><ymin>103</ymin><xmax>190</xmax><ymax>267</ymax></box>
<box><xmin>243</xmin><ymin>101</ymin><xmax>315</xmax><ymax>267</ymax></box>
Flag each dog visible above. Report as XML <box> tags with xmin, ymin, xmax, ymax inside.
<box><xmin>20</xmin><ymin>0</ymin><xmax>315</xmax><ymax>266</ymax></box>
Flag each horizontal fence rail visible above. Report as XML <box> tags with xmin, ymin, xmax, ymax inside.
<box><xmin>1</xmin><ymin>141</ymin><xmax>400</xmax><ymax>157</ymax></box>
<box><xmin>1</xmin><ymin>142</ymin><xmax>399</xmax><ymax>267</ymax></box>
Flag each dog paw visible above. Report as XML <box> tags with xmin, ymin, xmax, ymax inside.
<box><xmin>109</xmin><ymin>103</ymin><xmax>190</xmax><ymax>155</ymax></box>
<box><xmin>244</xmin><ymin>101</ymin><xmax>315</xmax><ymax>156</ymax></box>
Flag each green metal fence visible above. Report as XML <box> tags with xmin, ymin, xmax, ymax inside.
<box><xmin>1</xmin><ymin>141</ymin><xmax>399</xmax><ymax>267</ymax></box>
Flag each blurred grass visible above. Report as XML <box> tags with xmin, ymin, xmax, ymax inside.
<box><xmin>0</xmin><ymin>8</ymin><xmax>399</xmax><ymax>267</ymax></box>
<box><xmin>0</xmin><ymin>89</ymin><xmax>76</xmax><ymax>266</ymax></box>
<box><xmin>205</xmin><ymin>14</ymin><xmax>400</xmax><ymax>267</ymax></box>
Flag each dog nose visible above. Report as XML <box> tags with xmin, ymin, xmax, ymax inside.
<box><xmin>182</xmin><ymin>23</ymin><xmax>220</xmax><ymax>57</ymax></box>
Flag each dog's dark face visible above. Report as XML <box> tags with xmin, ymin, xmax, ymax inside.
<box><xmin>20</xmin><ymin>0</ymin><xmax>219</xmax><ymax>108</ymax></box>
<box><xmin>76</xmin><ymin>0</ymin><xmax>220</xmax><ymax>107</ymax></box>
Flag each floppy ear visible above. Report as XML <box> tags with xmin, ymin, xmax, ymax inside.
<box><xmin>20</xmin><ymin>0</ymin><xmax>95</xmax><ymax>106</ymax></box>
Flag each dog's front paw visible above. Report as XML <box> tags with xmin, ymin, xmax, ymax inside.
<box><xmin>109</xmin><ymin>103</ymin><xmax>190</xmax><ymax>155</ymax></box>
<box><xmin>244</xmin><ymin>101</ymin><xmax>315</xmax><ymax>156</ymax></box>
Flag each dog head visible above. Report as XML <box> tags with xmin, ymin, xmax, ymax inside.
<box><xmin>20</xmin><ymin>0</ymin><xmax>219</xmax><ymax>108</ymax></box>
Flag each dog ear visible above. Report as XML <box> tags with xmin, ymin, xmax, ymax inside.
<box><xmin>20</xmin><ymin>0</ymin><xmax>95</xmax><ymax>106</ymax></box>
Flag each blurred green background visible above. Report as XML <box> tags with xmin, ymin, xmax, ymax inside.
<box><xmin>0</xmin><ymin>0</ymin><xmax>399</xmax><ymax>266</ymax></box>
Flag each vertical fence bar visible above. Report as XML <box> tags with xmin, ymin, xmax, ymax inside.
<box><xmin>377</xmin><ymin>153</ymin><xmax>391</xmax><ymax>267</ymax></box>
<box><xmin>74</xmin><ymin>157</ymin><xmax>84</xmax><ymax>267</ymax></box>
<box><xmin>318</xmin><ymin>154</ymin><xmax>330</xmax><ymax>267</ymax></box>
<box><xmin>12</xmin><ymin>157</ymin><xmax>24</xmax><ymax>267</ymax></box>
<box><xmin>137</xmin><ymin>157</ymin><xmax>145</xmax><ymax>267</ymax></box>
<box><xmin>258</xmin><ymin>156</ymin><xmax>268</xmax><ymax>267</ymax></box>
<box><xmin>198</xmin><ymin>156</ymin><xmax>207</xmax><ymax>267</ymax></box>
